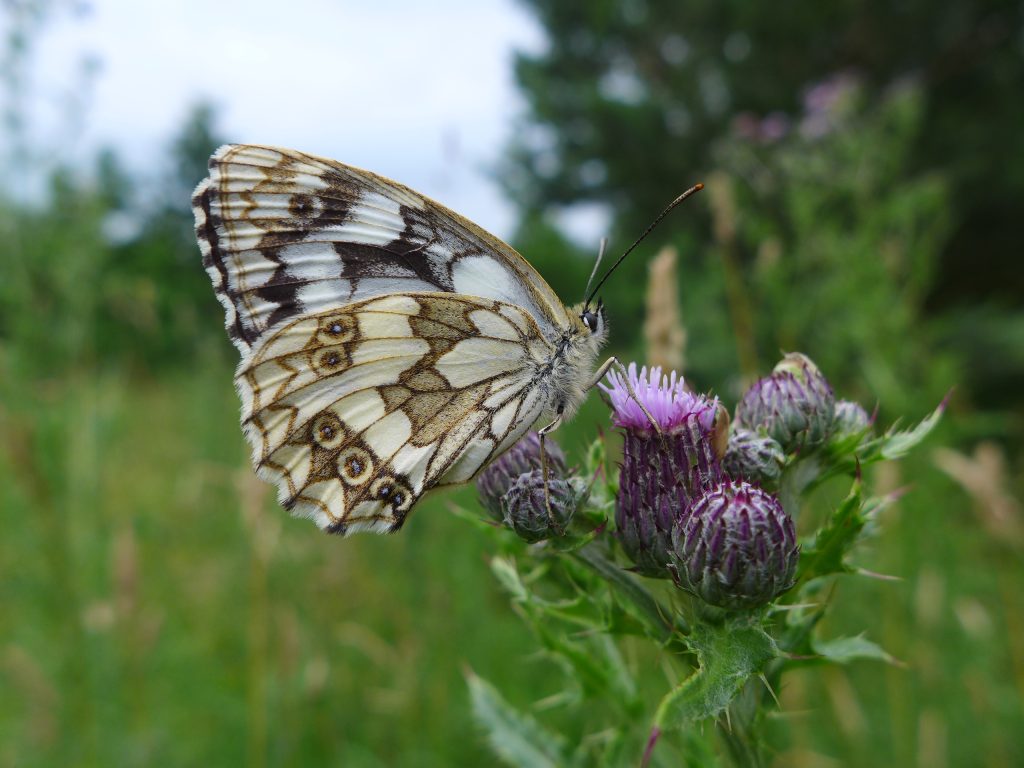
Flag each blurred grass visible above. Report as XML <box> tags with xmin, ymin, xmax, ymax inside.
<box><xmin>2</xmin><ymin>347</ymin><xmax>1022</xmax><ymax>765</ymax></box>
<box><xmin>0</xmin><ymin>354</ymin><xmax>565</xmax><ymax>766</ymax></box>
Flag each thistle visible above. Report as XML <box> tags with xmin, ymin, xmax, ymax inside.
<box><xmin>736</xmin><ymin>352</ymin><xmax>835</xmax><ymax>453</ymax></box>
<box><xmin>464</xmin><ymin>349</ymin><xmax>946</xmax><ymax>766</ymax></box>
<box><xmin>476</xmin><ymin>432</ymin><xmax>568</xmax><ymax>521</ymax></box>
<box><xmin>600</xmin><ymin>364</ymin><xmax>725</xmax><ymax>577</ymax></box>
<box><xmin>671</xmin><ymin>480</ymin><xmax>799</xmax><ymax>610</ymax></box>
<box><xmin>833</xmin><ymin>399</ymin><xmax>872</xmax><ymax>438</ymax></box>
<box><xmin>723</xmin><ymin>428</ymin><xmax>785</xmax><ymax>490</ymax></box>
<box><xmin>500</xmin><ymin>470</ymin><xmax>579</xmax><ymax>542</ymax></box>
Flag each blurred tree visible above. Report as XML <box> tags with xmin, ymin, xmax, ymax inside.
<box><xmin>506</xmin><ymin>0</ymin><xmax>1022</xmax><ymax>413</ymax></box>
<box><xmin>1</xmin><ymin>0</ymin><xmax>226</xmax><ymax>375</ymax></box>
<box><xmin>509</xmin><ymin>0</ymin><xmax>1021</xmax><ymax>288</ymax></box>
<box><xmin>95</xmin><ymin>102</ymin><xmax>226</xmax><ymax>371</ymax></box>
<box><xmin>167</xmin><ymin>102</ymin><xmax>221</xmax><ymax>206</ymax></box>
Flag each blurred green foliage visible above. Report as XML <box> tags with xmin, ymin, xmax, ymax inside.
<box><xmin>508</xmin><ymin>0</ymin><xmax>1024</xmax><ymax>306</ymax></box>
<box><xmin>508</xmin><ymin>0</ymin><xmax>1024</xmax><ymax>423</ymax></box>
<box><xmin>1</xmin><ymin>1</ymin><xmax>1022</xmax><ymax>766</ymax></box>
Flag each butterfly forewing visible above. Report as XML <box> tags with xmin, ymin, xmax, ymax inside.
<box><xmin>193</xmin><ymin>144</ymin><xmax>570</xmax><ymax>354</ymax></box>
<box><xmin>239</xmin><ymin>293</ymin><xmax>550</xmax><ymax>535</ymax></box>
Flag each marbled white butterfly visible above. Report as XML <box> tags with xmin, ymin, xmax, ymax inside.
<box><xmin>194</xmin><ymin>145</ymin><xmax>699</xmax><ymax>536</ymax></box>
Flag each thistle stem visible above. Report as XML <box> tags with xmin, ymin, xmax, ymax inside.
<box><xmin>571</xmin><ymin>543</ymin><xmax>689</xmax><ymax>639</ymax></box>
<box><xmin>718</xmin><ymin>683</ymin><xmax>768</xmax><ymax>768</ymax></box>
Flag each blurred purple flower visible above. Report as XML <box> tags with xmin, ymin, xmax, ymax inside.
<box><xmin>731</xmin><ymin>110</ymin><xmax>791</xmax><ymax>145</ymax></box>
<box><xmin>799</xmin><ymin>71</ymin><xmax>861</xmax><ymax>139</ymax></box>
<box><xmin>759</xmin><ymin>111</ymin><xmax>791</xmax><ymax>142</ymax></box>
<box><xmin>732</xmin><ymin>111</ymin><xmax>762</xmax><ymax>142</ymax></box>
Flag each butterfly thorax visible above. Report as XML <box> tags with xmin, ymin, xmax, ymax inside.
<box><xmin>536</xmin><ymin>302</ymin><xmax>609</xmax><ymax>423</ymax></box>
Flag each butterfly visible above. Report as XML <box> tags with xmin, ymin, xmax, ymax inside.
<box><xmin>192</xmin><ymin>144</ymin><xmax>626</xmax><ymax>537</ymax></box>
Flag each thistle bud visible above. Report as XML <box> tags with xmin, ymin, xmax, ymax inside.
<box><xmin>476</xmin><ymin>432</ymin><xmax>568</xmax><ymax>520</ymax></box>
<box><xmin>600</xmin><ymin>364</ymin><xmax>725</xmax><ymax>577</ymax></box>
<box><xmin>833</xmin><ymin>399</ymin><xmax>872</xmax><ymax>438</ymax></box>
<box><xmin>671</xmin><ymin>480</ymin><xmax>798</xmax><ymax>610</ymax></box>
<box><xmin>723</xmin><ymin>428</ymin><xmax>785</xmax><ymax>489</ymax></box>
<box><xmin>736</xmin><ymin>352</ymin><xmax>835</xmax><ymax>453</ymax></box>
<box><xmin>501</xmin><ymin>470</ymin><xmax>579</xmax><ymax>542</ymax></box>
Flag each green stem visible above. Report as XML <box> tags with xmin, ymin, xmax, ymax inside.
<box><xmin>571</xmin><ymin>543</ymin><xmax>689</xmax><ymax>640</ymax></box>
<box><xmin>718</xmin><ymin>683</ymin><xmax>768</xmax><ymax>768</ymax></box>
<box><xmin>778</xmin><ymin>455</ymin><xmax>820</xmax><ymax>520</ymax></box>
<box><xmin>719</xmin><ymin>725</ymin><xmax>767</xmax><ymax>768</ymax></box>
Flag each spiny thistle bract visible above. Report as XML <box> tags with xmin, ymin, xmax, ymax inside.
<box><xmin>600</xmin><ymin>364</ymin><xmax>726</xmax><ymax>577</ymax></box>
<box><xmin>671</xmin><ymin>480</ymin><xmax>799</xmax><ymax>610</ymax></box>
<box><xmin>736</xmin><ymin>352</ymin><xmax>836</xmax><ymax>453</ymax></box>
<box><xmin>476</xmin><ymin>431</ymin><xmax>568</xmax><ymax>521</ymax></box>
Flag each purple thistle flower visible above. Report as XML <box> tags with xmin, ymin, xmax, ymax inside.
<box><xmin>601</xmin><ymin>364</ymin><xmax>726</xmax><ymax>577</ymax></box>
<box><xmin>671</xmin><ymin>480</ymin><xmax>799</xmax><ymax>610</ymax></box>
<box><xmin>601</xmin><ymin>364</ymin><xmax>719</xmax><ymax>434</ymax></box>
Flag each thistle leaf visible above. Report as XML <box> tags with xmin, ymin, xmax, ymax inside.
<box><xmin>877</xmin><ymin>394</ymin><xmax>949</xmax><ymax>460</ymax></box>
<box><xmin>812</xmin><ymin>634</ymin><xmax>901</xmax><ymax>666</ymax></box>
<box><xmin>796</xmin><ymin>478</ymin><xmax>867</xmax><ymax>582</ymax></box>
<box><xmin>816</xmin><ymin>396</ymin><xmax>947</xmax><ymax>484</ymax></box>
<box><xmin>490</xmin><ymin>556</ymin><xmax>530</xmax><ymax>603</ymax></box>
<box><xmin>572</xmin><ymin>545</ymin><xmax>685</xmax><ymax>641</ymax></box>
<box><xmin>654</xmin><ymin>622</ymin><xmax>778</xmax><ymax>729</ymax></box>
<box><xmin>466</xmin><ymin>670</ymin><xmax>569</xmax><ymax>768</ymax></box>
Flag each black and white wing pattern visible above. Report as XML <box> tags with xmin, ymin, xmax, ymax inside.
<box><xmin>192</xmin><ymin>145</ymin><xmax>596</xmax><ymax>536</ymax></box>
<box><xmin>193</xmin><ymin>144</ymin><xmax>571</xmax><ymax>354</ymax></box>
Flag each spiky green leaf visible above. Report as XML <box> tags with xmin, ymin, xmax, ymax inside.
<box><xmin>655</xmin><ymin>621</ymin><xmax>778</xmax><ymax>729</ymax></box>
<box><xmin>796</xmin><ymin>478</ymin><xmax>866</xmax><ymax>582</ymax></box>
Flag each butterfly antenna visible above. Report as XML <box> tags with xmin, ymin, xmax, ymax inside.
<box><xmin>582</xmin><ymin>236</ymin><xmax>609</xmax><ymax>308</ymax></box>
<box><xmin>584</xmin><ymin>183</ymin><xmax>704</xmax><ymax>306</ymax></box>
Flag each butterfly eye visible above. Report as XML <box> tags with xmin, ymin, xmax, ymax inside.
<box><xmin>581</xmin><ymin>310</ymin><xmax>600</xmax><ymax>333</ymax></box>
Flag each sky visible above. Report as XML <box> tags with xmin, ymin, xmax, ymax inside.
<box><xmin>14</xmin><ymin>0</ymin><xmax>556</xmax><ymax>240</ymax></box>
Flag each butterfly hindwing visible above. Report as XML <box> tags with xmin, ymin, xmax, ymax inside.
<box><xmin>193</xmin><ymin>144</ymin><xmax>570</xmax><ymax>355</ymax></box>
<box><xmin>240</xmin><ymin>292</ymin><xmax>551</xmax><ymax>535</ymax></box>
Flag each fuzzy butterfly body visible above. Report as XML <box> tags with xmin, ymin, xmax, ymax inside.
<box><xmin>194</xmin><ymin>145</ymin><xmax>608</xmax><ymax>535</ymax></box>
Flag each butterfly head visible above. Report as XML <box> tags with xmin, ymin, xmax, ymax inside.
<box><xmin>573</xmin><ymin>298</ymin><xmax>608</xmax><ymax>351</ymax></box>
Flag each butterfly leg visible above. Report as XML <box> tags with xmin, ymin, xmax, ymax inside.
<box><xmin>587</xmin><ymin>357</ymin><xmax>663</xmax><ymax>435</ymax></box>
<box><xmin>538</xmin><ymin>413</ymin><xmax>566</xmax><ymax>535</ymax></box>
